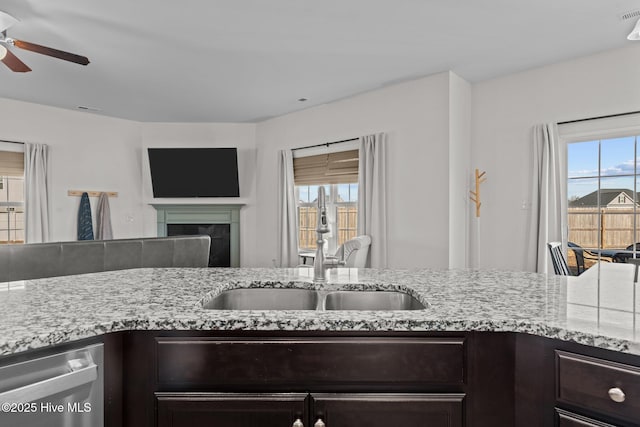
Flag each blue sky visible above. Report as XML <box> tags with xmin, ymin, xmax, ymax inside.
<box><xmin>297</xmin><ymin>183</ymin><xmax>358</xmax><ymax>203</ymax></box>
<box><xmin>568</xmin><ymin>135</ymin><xmax>639</xmax><ymax>199</ymax></box>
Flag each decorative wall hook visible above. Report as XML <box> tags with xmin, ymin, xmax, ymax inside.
<box><xmin>469</xmin><ymin>169</ymin><xmax>486</xmax><ymax>217</ymax></box>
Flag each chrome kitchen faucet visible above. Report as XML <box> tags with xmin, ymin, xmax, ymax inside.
<box><xmin>313</xmin><ymin>186</ymin><xmax>344</xmax><ymax>284</ymax></box>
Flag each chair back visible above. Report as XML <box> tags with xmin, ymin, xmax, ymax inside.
<box><xmin>335</xmin><ymin>235</ymin><xmax>372</xmax><ymax>268</ymax></box>
<box><xmin>547</xmin><ymin>242</ymin><xmax>570</xmax><ymax>275</ymax></box>
<box><xmin>567</xmin><ymin>242</ymin><xmax>585</xmax><ymax>275</ymax></box>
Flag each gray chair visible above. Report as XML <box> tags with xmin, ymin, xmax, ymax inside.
<box><xmin>567</xmin><ymin>241</ymin><xmax>613</xmax><ymax>275</ymax></box>
<box><xmin>296</xmin><ymin>235</ymin><xmax>372</xmax><ymax>268</ymax></box>
<box><xmin>335</xmin><ymin>235</ymin><xmax>372</xmax><ymax>268</ymax></box>
<box><xmin>547</xmin><ymin>242</ymin><xmax>570</xmax><ymax>275</ymax></box>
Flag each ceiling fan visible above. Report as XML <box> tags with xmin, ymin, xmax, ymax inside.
<box><xmin>0</xmin><ymin>10</ymin><xmax>89</xmax><ymax>73</ymax></box>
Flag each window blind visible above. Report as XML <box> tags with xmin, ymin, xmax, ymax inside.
<box><xmin>293</xmin><ymin>149</ymin><xmax>359</xmax><ymax>185</ymax></box>
<box><xmin>0</xmin><ymin>151</ymin><xmax>24</xmax><ymax>177</ymax></box>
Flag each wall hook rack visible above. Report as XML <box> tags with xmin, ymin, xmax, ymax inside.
<box><xmin>469</xmin><ymin>169</ymin><xmax>486</xmax><ymax>217</ymax></box>
<box><xmin>68</xmin><ymin>190</ymin><xmax>118</xmax><ymax>197</ymax></box>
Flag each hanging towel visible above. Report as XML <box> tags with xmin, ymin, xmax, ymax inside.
<box><xmin>77</xmin><ymin>192</ymin><xmax>94</xmax><ymax>240</ymax></box>
<box><xmin>96</xmin><ymin>192</ymin><xmax>113</xmax><ymax>240</ymax></box>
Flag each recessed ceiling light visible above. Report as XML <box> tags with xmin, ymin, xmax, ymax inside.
<box><xmin>628</xmin><ymin>18</ymin><xmax>640</xmax><ymax>40</ymax></box>
<box><xmin>297</xmin><ymin>98</ymin><xmax>308</xmax><ymax>102</ymax></box>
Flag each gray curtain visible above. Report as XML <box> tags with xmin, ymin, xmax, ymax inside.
<box><xmin>96</xmin><ymin>192</ymin><xmax>113</xmax><ymax>240</ymax></box>
<box><xmin>24</xmin><ymin>143</ymin><xmax>50</xmax><ymax>243</ymax></box>
<box><xmin>526</xmin><ymin>123</ymin><xmax>566</xmax><ymax>273</ymax></box>
<box><xmin>357</xmin><ymin>133</ymin><xmax>388</xmax><ymax>268</ymax></box>
<box><xmin>277</xmin><ymin>149</ymin><xmax>299</xmax><ymax>267</ymax></box>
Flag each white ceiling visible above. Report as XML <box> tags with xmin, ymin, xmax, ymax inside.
<box><xmin>0</xmin><ymin>0</ymin><xmax>638</xmax><ymax>123</ymax></box>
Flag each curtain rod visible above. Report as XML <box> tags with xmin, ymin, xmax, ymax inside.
<box><xmin>291</xmin><ymin>137</ymin><xmax>358</xmax><ymax>151</ymax></box>
<box><xmin>558</xmin><ymin>110</ymin><xmax>640</xmax><ymax>125</ymax></box>
<box><xmin>0</xmin><ymin>140</ymin><xmax>24</xmax><ymax>145</ymax></box>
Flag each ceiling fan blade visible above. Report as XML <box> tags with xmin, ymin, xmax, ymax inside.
<box><xmin>11</xmin><ymin>38</ymin><xmax>89</xmax><ymax>65</ymax></box>
<box><xmin>1</xmin><ymin>48</ymin><xmax>31</xmax><ymax>72</ymax></box>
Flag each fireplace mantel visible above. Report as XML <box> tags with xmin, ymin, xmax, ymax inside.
<box><xmin>151</xmin><ymin>204</ymin><xmax>242</xmax><ymax>267</ymax></box>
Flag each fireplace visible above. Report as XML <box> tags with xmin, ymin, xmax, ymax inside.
<box><xmin>167</xmin><ymin>223</ymin><xmax>230</xmax><ymax>267</ymax></box>
<box><xmin>152</xmin><ymin>204</ymin><xmax>241</xmax><ymax>267</ymax></box>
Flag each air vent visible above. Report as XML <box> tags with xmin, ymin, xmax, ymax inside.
<box><xmin>77</xmin><ymin>105</ymin><xmax>101</xmax><ymax>112</ymax></box>
<box><xmin>620</xmin><ymin>9</ymin><xmax>640</xmax><ymax>21</ymax></box>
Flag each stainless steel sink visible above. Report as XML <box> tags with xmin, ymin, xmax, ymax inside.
<box><xmin>203</xmin><ymin>288</ymin><xmax>319</xmax><ymax>310</ymax></box>
<box><xmin>203</xmin><ymin>288</ymin><xmax>426</xmax><ymax>310</ymax></box>
<box><xmin>324</xmin><ymin>290</ymin><xmax>426</xmax><ymax>310</ymax></box>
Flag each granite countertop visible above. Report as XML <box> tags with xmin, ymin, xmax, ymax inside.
<box><xmin>0</xmin><ymin>266</ymin><xmax>638</xmax><ymax>356</ymax></box>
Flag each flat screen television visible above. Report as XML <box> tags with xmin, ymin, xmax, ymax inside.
<box><xmin>148</xmin><ymin>148</ymin><xmax>240</xmax><ymax>197</ymax></box>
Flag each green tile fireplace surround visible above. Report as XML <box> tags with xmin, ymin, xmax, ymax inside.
<box><xmin>152</xmin><ymin>204</ymin><xmax>241</xmax><ymax>267</ymax></box>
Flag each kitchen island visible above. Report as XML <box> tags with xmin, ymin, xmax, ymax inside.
<box><xmin>0</xmin><ymin>266</ymin><xmax>637</xmax><ymax>356</ymax></box>
<box><xmin>0</xmin><ymin>266</ymin><xmax>639</xmax><ymax>427</ymax></box>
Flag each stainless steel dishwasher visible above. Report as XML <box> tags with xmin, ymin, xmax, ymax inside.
<box><xmin>0</xmin><ymin>343</ymin><xmax>103</xmax><ymax>427</ymax></box>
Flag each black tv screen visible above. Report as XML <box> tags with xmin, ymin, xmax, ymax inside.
<box><xmin>148</xmin><ymin>148</ymin><xmax>240</xmax><ymax>197</ymax></box>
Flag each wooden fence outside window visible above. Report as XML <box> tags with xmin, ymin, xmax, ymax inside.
<box><xmin>568</xmin><ymin>207</ymin><xmax>640</xmax><ymax>249</ymax></box>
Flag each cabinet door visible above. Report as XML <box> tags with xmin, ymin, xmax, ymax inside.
<box><xmin>156</xmin><ymin>392</ymin><xmax>308</xmax><ymax>427</ymax></box>
<box><xmin>311</xmin><ymin>393</ymin><xmax>465</xmax><ymax>427</ymax></box>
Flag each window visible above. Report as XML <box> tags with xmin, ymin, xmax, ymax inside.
<box><xmin>293</xmin><ymin>148</ymin><xmax>359</xmax><ymax>253</ymax></box>
<box><xmin>0</xmin><ymin>150</ymin><xmax>25</xmax><ymax>244</ymax></box>
<box><xmin>567</xmin><ymin>134</ymin><xmax>640</xmax><ymax>270</ymax></box>
<box><xmin>296</xmin><ymin>183</ymin><xmax>358</xmax><ymax>252</ymax></box>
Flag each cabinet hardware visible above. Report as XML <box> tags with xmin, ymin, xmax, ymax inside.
<box><xmin>293</xmin><ymin>419</ymin><xmax>304</xmax><ymax>427</ymax></box>
<box><xmin>607</xmin><ymin>387</ymin><xmax>626</xmax><ymax>403</ymax></box>
<box><xmin>314</xmin><ymin>418</ymin><xmax>326</xmax><ymax>427</ymax></box>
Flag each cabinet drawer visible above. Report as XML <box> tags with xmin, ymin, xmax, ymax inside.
<box><xmin>556</xmin><ymin>351</ymin><xmax>640</xmax><ymax>423</ymax></box>
<box><xmin>555</xmin><ymin>408</ymin><xmax>618</xmax><ymax>427</ymax></box>
<box><xmin>156</xmin><ymin>337</ymin><xmax>466</xmax><ymax>389</ymax></box>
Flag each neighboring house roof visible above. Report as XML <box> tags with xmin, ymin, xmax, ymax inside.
<box><xmin>569</xmin><ymin>189</ymin><xmax>638</xmax><ymax>208</ymax></box>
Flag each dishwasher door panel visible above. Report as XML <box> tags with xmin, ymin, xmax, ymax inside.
<box><xmin>0</xmin><ymin>343</ymin><xmax>103</xmax><ymax>427</ymax></box>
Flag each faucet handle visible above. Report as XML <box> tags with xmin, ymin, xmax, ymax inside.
<box><xmin>324</xmin><ymin>256</ymin><xmax>346</xmax><ymax>267</ymax></box>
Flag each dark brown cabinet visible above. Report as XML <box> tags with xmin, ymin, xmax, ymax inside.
<box><xmin>155</xmin><ymin>392</ymin><xmax>464</xmax><ymax>427</ymax></box>
<box><xmin>156</xmin><ymin>393</ymin><xmax>308</xmax><ymax>427</ymax></box>
<box><xmin>110</xmin><ymin>331</ymin><xmax>640</xmax><ymax>427</ymax></box>
<box><xmin>155</xmin><ymin>336</ymin><xmax>466</xmax><ymax>389</ymax></box>
<box><xmin>556</xmin><ymin>351</ymin><xmax>640</xmax><ymax>426</ymax></box>
<box><xmin>312</xmin><ymin>393</ymin><xmax>464</xmax><ymax>427</ymax></box>
<box><xmin>119</xmin><ymin>333</ymin><xmax>470</xmax><ymax>427</ymax></box>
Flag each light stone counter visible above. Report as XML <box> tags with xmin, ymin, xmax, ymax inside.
<box><xmin>0</xmin><ymin>266</ymin><xmax>638</xmax><ymax>356</ymax></box>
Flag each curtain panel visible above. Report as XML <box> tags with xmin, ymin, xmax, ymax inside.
<box><xmin>277</xmin><ymin>149</ymin><xmax>299</xmax><ymax>267</ymax></box>
<box><xmin>24</xmin><ymin>143</ymin><xmax>50</xmax><ymax>243</ymax></box>
<box><xmin>526</xmin><ymin>123</ymin><xmax>566</xmax><ymax>273</ymax></box>
<box><xmin>357</xmin><ymin>133</ymin><xmax>388</xmax><ymax>268</ymax></box>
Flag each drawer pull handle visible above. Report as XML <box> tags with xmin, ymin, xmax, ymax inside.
<box><xmin>293</xmin><ymin>419</ymin><xmax>304</xmax><ymax>427</ymax></box>
<box><xmin>314</xmin><ymin>419</ymin><xmax>326</xmax><ymax>427</ymax></box>
<box><xmin>608</xmin><ymin>387</ymin><xmax>626</xmax><ymax>403</ymax></box>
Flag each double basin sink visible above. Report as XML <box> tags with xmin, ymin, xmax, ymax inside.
<box><xmin>203</xmin><ymin>288</ymin><xmax>426</xmax><ymax>311</ymax></box>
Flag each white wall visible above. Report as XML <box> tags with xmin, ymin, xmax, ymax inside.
<box><xmin>0</xmin><ymin>100</ymin><xmax>259</xmax><ymax>267</ymax></box>
<box><xmin>471</xmin><ymin>44</ymin><xmax>640</xmax><ymax>271</ymax></box>
<box><xmin>0</xmin><ymin>98</ymin><xmax>143</xmax><ymax>242</ymax></box>
<box><xmin>139</xmin><ymin>122</ymin><xmax>258</xmax><ymax>266</ymax></box>
<box><xmin>255</xmin><ymin>72</ymin><xmax>455</xmax><ymax>268</ymax></box>
<box><xmin>4</xmin><ymin>44</ymin><xmax>638</xmax><ymax>271</ymax></box>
